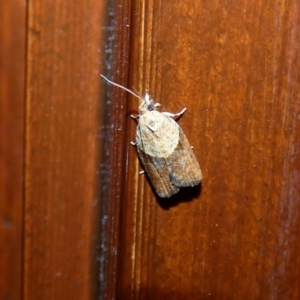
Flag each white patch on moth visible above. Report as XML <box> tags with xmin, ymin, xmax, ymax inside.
<box><xmin>137</xmin><ymin>111</ymin><xmax>179</xmax><ymax>158</ymax></box>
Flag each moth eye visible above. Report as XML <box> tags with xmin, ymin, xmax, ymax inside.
<box><xmin>147</xmin><ymin>104</ymin><xmax>154</xmax><ymax>111</ymax></box>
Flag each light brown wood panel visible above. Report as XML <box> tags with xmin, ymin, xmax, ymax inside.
<box><xmin>25</xmin><ymin>1</ymin><xmax>105</xmax><ymax>299</ymax></box>
<box><xmin>112</xmin><ymin>0</ymin><xmax>300</xmax><ymax>299</ymax></box>
<box><xmin>0</xmin><ymin>1</ymin><xmax>25</xmax><ymax>299</ymax></box>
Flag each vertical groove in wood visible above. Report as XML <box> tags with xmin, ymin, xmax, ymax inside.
<box><xmin>98</xmin><ymin>0</ymin><xmax>134</xmax><ymax>299</ymax></box>
<box><xmin>25</xmin><ymin>1</ymin><xmax>104</xmax><ymax>299</ymax></box>
<box><xmin>0</xmin><ymin>1</ymin><xmax>25</xmax><ymax>299</ymax></box>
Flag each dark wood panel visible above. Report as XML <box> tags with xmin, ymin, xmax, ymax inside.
<box><xmin>25</xmin><ymin>1</ymin><xmax>105</xmax><ymax>299</ymax></box>
<box><xmin>0</xmin><ymin>1</ymin><xmax>25</xmax><ymax>299</ymax></box>
<box><xmin>115</xmin><ymin>0</ymin><xmax>300</xmax><ymax>299</ymax></box>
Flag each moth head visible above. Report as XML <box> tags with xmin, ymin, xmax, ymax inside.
<box><xmin>100</xmin><ymin>75</ymin><xmax>159</xmax><ymax>115</ymax></box>
<box><xmin>138</xmin><ymin>91</ymin><xmax>157</xmax><ymax>114</ymax></box>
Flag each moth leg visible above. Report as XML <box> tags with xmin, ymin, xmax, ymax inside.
<box><xmin>130</xmin><ymin>114</ymin><xmax>139</xmax><ymax>119</ymax></box>
<box><xmin>162</xmin><ymin>107</ymin><xmax>186</xmax><ymax>118</ymax></box>
<box><xmin>154</xmin><ymin>103</ymin><xmax>161</xmax><ymax>108</ymax></box>
<box><xmin>139</xmin><ymin>170</ymin><xmax>145</xmax><ymax>175</ymax></box>
<box><xmin>131</xmin><ymin>141</ymin><xmax>137</xmax><ymax>146</ymax></box>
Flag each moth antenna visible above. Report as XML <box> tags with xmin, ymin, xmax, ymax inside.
<box><xmin>101</xmin><ymin>74</ymin><xmax>144</xmax><ymax>102</ymax></box>
<box><xmin>132</xmin><ymin>87</ymin><xmax>144</xmax><ymax>99</ymax></box>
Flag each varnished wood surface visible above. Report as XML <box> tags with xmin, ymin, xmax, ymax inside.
<box><xmin>0</xmin><ymin>1</ymin><xmax>25</xmax><ymax>299</ymax></box>
<box><xmin>25</xmin><ymin>0</ymin><xmax>104</xmax><ymax>299</ymax></box>
<box><xmin>114</xmin><ymin>0</ymin><xmax>300</xmax><ymax>299</ymax></box>
<box><xmin>1</xmin><ymin>0</ymin><xmax>300</xmax><ymax>299</ymax></box>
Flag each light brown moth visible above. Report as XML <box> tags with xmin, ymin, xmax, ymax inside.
<box><xmin>101</xmin><ymin>75</ymin><xmax>202</xmax><ymax>198</ymax></box>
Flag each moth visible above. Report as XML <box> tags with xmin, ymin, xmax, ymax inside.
<box><xmin>101</xmin><ymin>75</ymin><xmax>202</xmax><ymax>198</ymax></box>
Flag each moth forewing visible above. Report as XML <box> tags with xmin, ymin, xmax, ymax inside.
<box><xmin>136</xmin><ymin>111</ymin><xmax>202</xmax><ymax>198</ymax></box>
<box><xmin>166</xmin><ymin>126</ymin><xmax>202</xmax><ymax>187</ymax></box>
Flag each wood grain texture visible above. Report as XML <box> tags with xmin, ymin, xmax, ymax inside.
<box><xmin>25</xmin><ymin>1</ymin><xmax>104</xmax><ymax>299</ymax></box>
<box><xmin>115</xmin><ymin>0</ymin><xmax>300</xmax><ymax>299</ymax></box>
<box><xmin>0</xmin><ymin>1</ymin><xmax>25</xmax><ymax>299</ymax></box>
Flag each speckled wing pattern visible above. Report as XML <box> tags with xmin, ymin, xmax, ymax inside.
<box><xmin>136</xmin><ymin>113</ymin><xmax>202</xmax><ymax>198</ymax></box>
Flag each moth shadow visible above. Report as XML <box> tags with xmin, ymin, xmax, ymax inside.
<box><xmin>155</xmin><ymin>183</ymin><xmax>202</xmax><ymax>210</ymax></box>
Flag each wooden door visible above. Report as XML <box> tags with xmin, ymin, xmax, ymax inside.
<box><xmin>1</xmin><ymin>0</ymin><xmax>300</xmax><ymax>299</ymax></box>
